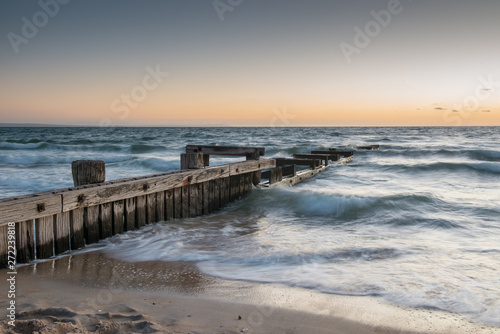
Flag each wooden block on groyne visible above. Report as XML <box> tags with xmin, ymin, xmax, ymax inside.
<box><xmin>0</xmin><ymin>145</ymin><xmax>275</xmax><ymax>268</ymax></box>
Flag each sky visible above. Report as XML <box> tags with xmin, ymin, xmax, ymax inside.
<box><xmin>0</xmin><ymin>0</ymin><xmax>499</xmax><ymax>126</ymax></box>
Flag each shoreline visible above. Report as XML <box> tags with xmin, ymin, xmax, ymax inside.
<box><xmin>1</xmin><ymin>251</ymin><xmax>499</xmax><ymax>333</ymax></box>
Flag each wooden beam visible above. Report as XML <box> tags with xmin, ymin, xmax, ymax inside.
<box><xmin>275</xmin><ymin>158</ymin><xmax>320</xmax><ymax>168</ymax></box>
<box><xmin>0</xmin><ymin>194</ymin><xmax>62</xmax><ymax>226</ymax></box>
<box><xmin>267</xmin><ymin>165</ymin><xmax>329</xmax><ymax>188</ymax></box>
<box><xmin>293</xmin><ymin>154</ymin><xmax>337</xmax><ymax>163</ymax></box>
<box><xmin>229</xmin><ymin>159</ymin><xmax>275</xmax><ymax>175</ymax></box>
<box><xmin>312</xmin><ymin>150</ymin><xmax>352</xmax><ymax>158</ymax></box>
<box><xmin>62</xmin><ymin>167</ymin><xmax>230</xmax><ymax>211</ymax></box>
<box><xmin>186</xmin><ymin>145</ymin><xmax>265</xmax><ymax>158</ymax></box>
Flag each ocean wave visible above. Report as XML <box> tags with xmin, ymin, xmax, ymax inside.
<box><xmin>129</xmin><ymin>144</ymin><xmax>168</xmax><ymax>154</ymax></box>
<box><xmin>371</xmin><ymin>161</ymin><xmax>500</xmax><ymax>175</ymax></box>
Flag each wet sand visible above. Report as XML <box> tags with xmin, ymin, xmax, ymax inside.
<box><xmin>1</xmin><ymin>251</ymin><xmax>498</xmax><ymax>333</ymax></box>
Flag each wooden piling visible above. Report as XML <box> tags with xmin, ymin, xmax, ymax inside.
<box><xmin>0</xmin><ymin>225</ymin><xmax>9</xmax><ymax>268</ymax></box>
<box><xmin>85</xmin><ymin>206</ymin><xmax>100</xmax><ymax>244</ymax></box>
<box><xmin>35</xmin><ymin>216</ymin><xmax>54</xmax><ymax>259</ymax></box>
<box><xmin>181</xmin><ymin>153</ymin><xmax>204</xmax><ymax>169</ymax></box>
<box><xmin>99</xmin><ymin>202</ymin><xmax>113</xmax><ymax>239</ymax></box>
<box><xmin>70</xmin><ymin>208</ymin><xmax>85</xmax><ymax>250</ymax></box>
<box><xmin>136</xmin><ymin>195</ymin><xmax>147</xmax><ymax>228</ymax></box>
<box><xmin>16</xmin><ymin>219</ymin><xmax>34</xmax><ymax>263</ymax></box>
<box><xmin>173</xmin><ymin>188</ymin><xmax>182</xmax><ymax>218</ymax></box>
<box><xmin>54</xmin><ymin>211</ymin><xmax>70</xmax><ymax>254</ymax></box>
<box><xmin>166</xmin><ymin>189</ymin><xmax>174</xmax><ymax>220</ymax></box>
<box><xmin>182</xmin><ymin>186</ymin><xmax>190</xmax><ymax>218</ymax></box>
<box><xmin>147</xmin><ymin>193</ymin><xmax>157</xmax><ymax>224</ymax></box>
<box><xmin>113</xmin><ymin>200</ymin><xmax>124</xmax><ymax>235</ymax></box>
<box><xmin>71</xmin><ymin>160</ymin><xmax>105</xmax><ymax>186</ymax></box>
<box><xmin>156</xmin><ymin>191</ymin><xmax>165</xmax><ymax>222</ymax></box>
<box><xmin>125</xmin><ymin>197</ymin><xmax>136</xmax><ymax>231</ymax></box>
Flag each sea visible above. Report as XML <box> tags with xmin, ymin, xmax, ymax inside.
<box><xmin>1</xmin><ymin>126</ymin><xmax>499</xmax><ymax>325</ymax></box>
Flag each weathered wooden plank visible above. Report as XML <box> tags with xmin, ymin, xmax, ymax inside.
<box><xmin>54</xmin><ymin>211</ymin><xmax>70</xmax><ymax>255</ymax></box>
<box><xmin>180</xmin><ymin>153</ymin><xmax>204</xmax><ymax>169</ymax></box>
<box><xmin>156</xmin><ymin>191</ymin><xmax>165</xmax><ymax>222</ymax></box>
<box><xmin>282</xmin><ymin>165</ymin><xmax>297</xmax><ymax>177</ymax></box>
<box><xmin>70</xmin><ymin>208</ymin><xmax>85</xmax><ymax>250</ymax></box>
<box><xmin>293</xmin><ymin>154</ymin><xmax>332</xmax><ymax>165</ymax></box>
<box><xmin>214</xmin><ymin>179</ymin><xmax>221</xmax><ymax>211</ymax></box>
<box><xmin>189</xmin><ymin>184</ymin><xmax>201</xmax><ymax>218</ymax></box>
<box><xmin>62</xmin><ymin>166</ymin><xmax>230</xmax><ymax>212</ymax></box>
<box><xmin>208</xmin><ymin>180</ymin><xmax>215</xmax><ymax>213</ymax></box>
<box><xmin>275</xmin><ymin>158</ymin><xmax>320</xmax><ymax>168</ymax></box>
<box><xmin>35</xmin><ymin>216</ymin><xmax>54</xmax><ymax>259</ymax></box>
<box><xmin>136</xmin><ymin>195</ymin><xmax>147</xmax><ymax>228</ymax></box>
<box><xmin>269</xmin><ymin>167</ymin><xmax>283</xmax><ymax>185</ymax></box>
<box><xmin>125</xmin><ymin>197</ymin><xmax>136</xmax><ymax>231</ymax></box>
<box><xmin>312</xmin><ymin>150</ymin><xmax>350</xmax><ymax>158</ymax></box>
<box><xmin>113</xmin><ymin>200</ymin><xmax>124</xmax><ymax>235</ymax></box>
<box><xmin>0</xmin><ymin>194</ymin><xmax>61</xmax><ymax>226</ymax></box>
<box><xmin>0</xmin><ymin>225</ymin><xmax>9</xmax><ymax>268</ymax></box>
<box><xmin>268</xmin><ymin>165</ymin><xmax>329</xmax><ymax>188</ymax></box>
<box><xmin>182</xmin><ymin>186</ymin><xmax>190</xmax><ymax>218</ymax></box>
<box><xmin>240</xmin><ymin>173</ymin><xmax>251</xmax><ymax>197</ymax></box>
<box><xmin>166</xmin><ymin>189</ymin><xmax>174</xmax><ymax>220</ymax></box>
<box><xmin>99</xmin><ymin>202</ymin><xmax>113</xmax><ymax>239</ymax></box>
<box><xmin>202</xmin><ymin>181</ymin><xmax>210</xmax><ymax>215</ymax></box>
<box><xmin>173</xmin><ymin>188</ymin><xmax>182</xmax><ymax>219</ymax></box>
<box><xmin>186</xmin><ymin>145</ymin><xmax>265</xmax><ymax>158</ymax></box>
<box><xmin>146</xmin><ymin>193</ymin><xmax>156</xmax><ymax>224</ymax></box>
<box><xmin>230</xmin><ymin>174</ymin><xmax>241</xmax><ymax>201</ymax></box>
<box><xmin>16</xmin><ymin>220</ymin><xmax>34</xmax><ymax>263</ymax></box>
<box><xmin>85</xmin><ymin>206</ymin><xmax>100</xmax><ymax>245</ymax></box>
<box><xmin>72</xmin><ymin>160</ymin><xmax>105</xmax><ymax>186</ymax></box>
<box><xmin>229</xmin><ymin>159</ymin><xmax>275</xmax><ymax>175</ymax></box>
<box><xmin>252</xmin><ymin>170</ymin><xmax>262</xmax><ymax>186</ymax></box>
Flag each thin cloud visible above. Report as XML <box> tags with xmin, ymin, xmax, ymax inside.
<box><xmin>435</xmin><ymin>107</ymin><xmax>447</xmax><ymax>110</ymax></box>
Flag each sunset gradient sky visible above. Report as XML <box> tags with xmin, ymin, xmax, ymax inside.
<box><xmin>1</xmin><ymin>0</ymin><xmax>499</xmax><ymax>126</ymax></box>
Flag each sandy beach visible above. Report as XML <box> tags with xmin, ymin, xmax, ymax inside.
<box><xmin>1</xmin><ymin>251</ymin><xmax>498</xmax><ymax>334</ymax></box>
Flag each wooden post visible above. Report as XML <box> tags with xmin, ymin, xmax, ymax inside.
<box><xmin>252</xmin><ymin>170</ymin><xmax>262</xmax><ymax>186</ymax></box>
<box><xmin>269</xmin><ymin>167</ymin><xmax>283</xmax><ymax>185</ymax></box>
<box><xmin>35</xmin><ymin>216</ymin><xmax>54</xmax><ymax>259</ymax></box>
<box><xmin>71</xmin><ymin>160</ymin><xmax>105</xmax><ymax>186</ymax></box>
<box><xmin>16</xmin><ymin>220</ymin><xmax>35</xmax><ymax>263</ymax></box>
<box><xmin>181</xmin><ymin>153</ymin><xmax>204</xmax><ymax>169</ymax></box>
<box><xmin>54</xmin><ymin>211</ymin><xmax>70</xmax><ymax>255</ymax></box>
<box><xmin>70</xmin><ymin>208</ymin><xmax>85</xmax><ymax>250</ymax></box>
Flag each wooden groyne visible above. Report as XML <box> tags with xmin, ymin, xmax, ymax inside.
<box><xmin>0</xmin><ymin>144</ymin><xmax>362</xmax><ymax>269</ymax></box>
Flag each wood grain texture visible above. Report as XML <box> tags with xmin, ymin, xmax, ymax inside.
<box><xmin>85</xmin><ymin>206</ymin><xmax>100</xmax><ymax>245</ymax></box>
<box><xmin>0</xmin><ymin>225</ymin><xmax>9</xmax><ymax>268</ymax></box>
<box><xmin>181</xmin><ymin>186</ymin><xmax>190</xmax><ymax>218</ymax></box>
<box><xmin>186</xmin><ymin>145</ymin><xmax>265</xmax><ymax>157</ymax></box>
<box><xmin>70</xmin><ymin>208</ymin><xmax>85</xmax><ymax>250</ymax></box>
<box><xmin>214</xmin><ymin>179</ymin><xmax>221</xmax><ymax>211</ymax></box>
<box><xmin>35</xmin><ymin>216</ymin><xmax>54</xmax><ymax>260</ymax></box>
<box><xmin>99</xmin><ymin>202</ymin><xmax>113</xmax><ymax>239</ymax></box>
<box><xmin>156</xmin><ymin>191</ymin><xmax>165</xmax><ymax>222</ymax></box>
<box><xmin>189</xmin><ymin>183</ymin><xmax>200</xmax><ymax>218</ymax></box>
<box><xmin>62</xmin><ymin>167</ymin><xmax>230</xmax><ymax>212</ymax></box>
<box><xmin>173</xmin><ymin>188</ymin><xmax>181</xmax><ymax>219</ymax></box>
<box><xmin>125</xmin><ymin>197</ymin><xmax>136</xmax><ymax>231</ymax></box>
<box><xmin>16</xmin><ymin>220</ymin><xmax>34</xmax><ymax>263</ymax></box>
<box><xmin>202</xmin><ymin>181</ymin><xmax>210</xmax><ymax>215</ymax></box>
<box><xmin>165</xmin><ymin>189</ymin><xmax>174</xmax><ymax>220</ymax></box>
<box><xmin>136</xmin><ymin>195</ymin><xmax>147</xmax><ymax>228</ymax></box>
<box><xmin>146</xmin><ymin>193</ymin><xmax>157</xmax><ymax>224</ymax></box>
<box><xmin>54</xmin><ymin>211</ymin><xmax>70</xmax><ymax>255</ymax></box>
<box><xmin>229</xmin><ymin>159</ymin><xmax>275</xmax><ymax>175</ymax></box>
<box><xmin>113</xmin><ymin>200</ymin><xmax>124</xmax><ymax>235</ymax></box>
<box><xmin>0</xmin><ymin>194</ymin><xmax>61</xmax><ymax>226</ymax></box>
<box><xmin>71</xmin><ymin>160</ymin><xmax>105</xmax><ymax>186</ymax></box>
<box><xmin>230</xmin><ymin>175</ymin><xmax>241</xmax><ymax>201</ymax></box>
